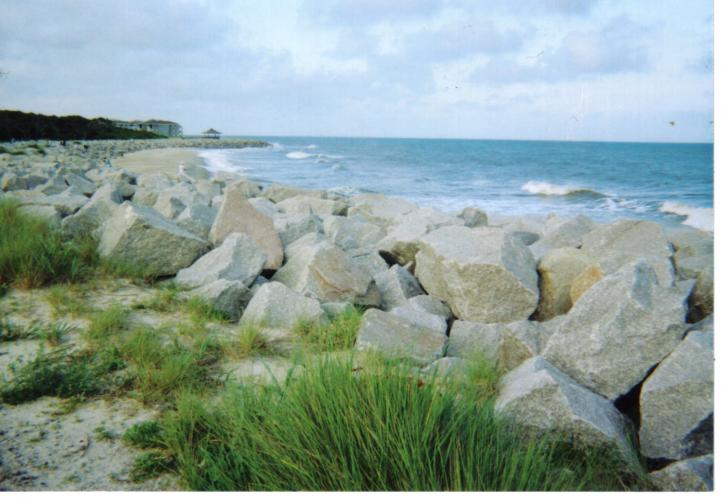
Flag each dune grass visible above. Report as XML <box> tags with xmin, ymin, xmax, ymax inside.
<box><xmin>293</xmin><ymin>306</ymin><xmax>362</xmax><ymax>351</ymax></box>
<box><xmin>0</xmin><ymin>198</ymin><xmax>98</xmax><ymax>288</ymax></box>
<box><xmin>133</xmin><ymin>355</ymin><xmax>645</xmax><ymax>491</ymax></box>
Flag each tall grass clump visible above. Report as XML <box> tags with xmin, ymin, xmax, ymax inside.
<box><xmin>0</xmin><ymin>198</ymin><xmax>98</xmax><ymax>288</ymax></box>
<box><xmin>158</xmin><ymin>356</ymin><xmax>645</xmax><ymax>491</ymax></box>
<box><xmin>294</xmin><ymin>306</ymin><xmax>362</xmax><ymax>351</ymax></box>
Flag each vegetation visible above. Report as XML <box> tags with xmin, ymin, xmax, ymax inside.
<box><xmin>123</xmin><ymin>421</ymin><xmax>165</xmax><ymax>449</ymax></box>
<box><xmin>83</xmin><ymin>304</ymin><xmax>131</xmax><ymax>345</ymax></box>
<box><xmin>148</xmin><ymin>356</ymin><xmax>646</xmax><ymax>491</ymax></box>
<box><xmin>0</xmin><ymin>318</ymin><xmax>73</xmax><ymax>346</ymax></box>
<box><xmin>0</xmin><ymin>199</ymin><xmax>98</xmax><ymax>288</ymax></box>
<box><xmin>0</xmin><ymin>345</ymin><xmax>125</xmax><ymax>404</ymax></box>
<box><xmin>293</xmin><ymin>306</ymin><xmax>363</xmax><ymax>351</ymax></box>
<box><xmin>225</xmin><ymin>323</ymin><xmax>275</xmax><ymax>359</ymax></box>
<box><xmin>0</xmin><ymin>109</ymin><xmax>164</xmax><ymax>141</ymax></box>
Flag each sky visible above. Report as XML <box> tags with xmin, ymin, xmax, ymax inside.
<box><xmin>0</xmin><ymin>0</ymin><xmax>713</xmax><ymax>142</ymax></box>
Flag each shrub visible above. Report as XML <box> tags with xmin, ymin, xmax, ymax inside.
<box><xmin>0</xmin><ymin>199</ymin><xmax>98</xmax><ymax>288</ymax></box>
<box><xmin>158</xmin><ymin>356</ymin><xmax>647</xmax><ymax>491</ymax></box>
<box><xmin>124</xmin><ymin>421</ymin><xmax>165</xmax><ymax>449</ymax></box>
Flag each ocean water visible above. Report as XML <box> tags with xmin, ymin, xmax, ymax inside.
<box><xmin>197</xmin><ymin>137</ymin><xmax>713</xmax><ymax>232</ymax></box>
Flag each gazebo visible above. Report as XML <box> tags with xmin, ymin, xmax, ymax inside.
<box><xmin>202</xmin><ymin>128</ymin><xmax>221</xmax><ymax>139</ymax></box>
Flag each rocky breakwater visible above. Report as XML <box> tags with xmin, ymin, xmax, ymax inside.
<box><xmin>0</xmin><ymin>139</ymin><xmax>714</xmax><ymax>491</ymax></box>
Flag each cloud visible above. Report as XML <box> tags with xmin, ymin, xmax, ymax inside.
<box><xmin>302</xmin><ymin>0</ymin><xmax>442</xmax><ymax>26</ymax></box>
<box><xmin>471</xmin><ymin>15</ymin><xmax>650</xmax><ymax>84</ymax></box>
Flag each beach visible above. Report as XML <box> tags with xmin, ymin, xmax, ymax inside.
<box><xmin>0</xmin><ymin>138</ymin><xmax>714</xmax><ymax>491</ymax></box>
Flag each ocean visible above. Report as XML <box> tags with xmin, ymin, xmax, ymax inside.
<box><xmin>196</xmin><ymin>137</ymin><xmax>713</xmax><ymax>232</ymax></box>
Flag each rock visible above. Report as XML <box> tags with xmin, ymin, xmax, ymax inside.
<box><xmin>422</xmin><ymin>357</ymin><xmax>467</xmax><ymax>378</ymax></box>
<box><xmin>543</xmin><ymin>260</ymin><xmax>690</xmax><ymax>399</ymax></box>
<box><xmin>447</xmin><ymin>320</ymin><xmax>537</xmax><ymax>372</ymax></box>
<box><xmin>458</xmin><ymin>207</ymin><xmax>488</xmax><ymax>228</ymax></box>
<box><xmin>639</xmin><ymin>327</ymin><xmax>713</xmax><ymax>461</ymax></box>
<box><xmin>495</xmin><ymin>357</ymin><xmax>634</xmax><ymax>457</ymax></box>
<box><xmin>569</xmin><ymin>264</ymin><xmax>604</xmax><ymax>305</ymax></box>
<box><xmin>345</xmin><ymin>247</ymin><xmax>389</xmax><ymax>277</ymax></box>
<box><xmin>14</xmin><ymin>189</ymin><xmax>89</xmax><ymax>217</ymax></box>
<box><xmin>277</xmin><ymin>195</ymin><xmax>347</xmax><ymax>216</ymax></box>
<box><xmin>193</xmin><ymin>179</ymin><xmax>223</xmax><ymax>200</ymax></box>
<box><xmin>176</xmin><ymin>233</ymin><xmax>266</xmax><ymax>289</ymax></box>
<box><xmin>224</xmin><ymin>179</ymin><xmax>262</xmax><ymax>198</ymax></box>
<box><xmin>175</xmin><ymin>203</ymin><xmax>217</xmax><ymax>239</ymax></box>
<box><xmin>687</xmin><ymin>265</ymin><xmax>713</xmax><ymax>322</ymax></box>
<box><xmin>106</xmin><ymin>170</ymin><xmax>136</xmax><ymax>198</ymax></box>
<box><xmin>284</xmin><ymin>232</ymin><xmax>327</xmax><ymax>262</ymax></box>
<box><xmin>323</xmin><ymin>216</ymin><xmax>386</xmax><ymax>251</ymax></box>
<box><xmin>17</xmin><ymin>204</ymin><xmax>61</xmax><ymax>226</ymax></box>
<box><xmin>264</xmin><ymin>184</ymin><xmax>326</xmax><ymax>203</ymax></box>
<box><xmin>347</xmin><ymin>194</ymin><xmax>418</xmax><ymax>227</ymax></box>
<box><xmin>273</xmin><ymin>242</ymin><xmax>380</xmax><ymax>306</ymax></box>
<box><xmin>390</xmin><ymin>304</ymin><xmax>447</xmax><ymax>333</ymax></box>
<box><xmin>534</xmin><ymin>248</ymin><xmax>597</xmax><ymax>320</ymax></box>
<box><xmin>415</xmin><ymin>226</ymin><xmax>539</xmax><ymax>323</ymax></box>
<box><xmin>61</xmin><ymin>183</ymin><xmax>122</xmax><ymax>237</ymax></box>
<box><xmin>248</xmin><ymin>197</ymin><xmax>279</xmax><ymax>218</ymax></box>
<box><xmin>1</xmin><ymin>172</ymin><xmax>47</xmax><ymax>191</ymax></box>
<box><xmin>97</xmin><ymin>202</ymin><xmax>208</xmax><ymax>276</ymax></box>
<box><xmin>649</xmin><ymin>455</ymin><xmax>713</xmax><ymax>492</ymax></box>
<box><xmin>581</xmin><ymin>220</ymin><xmax>674</xmax><ymax>285</ymax></box>
<box><xmin>63</xmin><ymin>172</ymin><xmax>96</xmax><ymax>196</ymax></box>
<box><xmin>153</xmin><ymin>184</ymin><xmax>208</xmax><ymax>220</ymax></box>
<box><xmin>178</xmin><ymin>163</ymin><xmax>210</xmax><ymax>181</ymax></box>
<box><xmin>273</xmin><ymin>212</ymin><xmax>324</xmax><ymax>247</ymax></box>
<box><xmin>374</xmin><ymin>264</ymin><xmax>423</xmax><ymax>310</ymax></box>
<box><xmin>530</xmin><ymin>214</ymin><xmax>597</xmax><ymax>259</ymax></box>
<box><xmin>240</xmin><ymin>282</ymin><xmax>324</xmax><ymax>329</ymax></box>
<box><xmin>355</xmin><ymin>309</ymin><xmax>447</xmax><ymax>366</ymax></box>
<box><xmin>407</xmin><ymin>295</ymin><xmax>451</xmax><ymax>320</ymax></box>
<box><xmin>496</xmin><ymin>216</ymin><xmax>545</xmax><ymax>246</ymax></box>
<box><xmin>185</xmin><ymin>279</ymin><xmax>250</xmax><ymax>321</ymax></box>
<box><xmin>377</xmin><ymin>207</ymin><xmax>463</xmax><ymax>265</ymax></box>
<box><xmin>209</xmin><ymin>182</ymin><xmax>283</xmax><ymax>270</ymax></box>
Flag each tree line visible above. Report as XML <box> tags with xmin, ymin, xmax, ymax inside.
<box><xmin>0</xmin><ymin>110</ymin><xmax>164</xmax><ymax>142</ymax></box>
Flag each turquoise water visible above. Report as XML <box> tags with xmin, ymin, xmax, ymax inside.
<box><xmin>197</xmin><ymin>137</ymin><xmax>713</xmax><ymax>231</ymax></box>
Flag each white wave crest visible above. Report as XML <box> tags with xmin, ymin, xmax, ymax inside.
<box><xmin>306</xmin><ymin>144</ymin><xmax>318</xmax><ymax>149</ymax></box>
<box><xmin>286</xmin><ymin>151</ymin><xmax>314</xmax><ymax>159</ymax></box>
<box><xmin>196</xmin><ymin>149</ymin><xmax>239</xmax><ymax>173</ymax></box>
<box><xmin>521</xmin><ymin>180</ymin><xmax>595</xmax><ymax>196</ymax></box>
<box><xmin>659</xmin><ymin>202</ymin><xmax>713</xmax><ymax>232</ymax></box>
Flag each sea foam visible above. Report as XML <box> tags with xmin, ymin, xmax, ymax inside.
<box><xmin>286</xmin><ymin>151</ymin><xmax>313</xmax><ymax>159</ymax></box>
<box><xmin>521</xmin><ymin>180</ymin><xmax>603</xmax><ymax>197</ymax></box>
<box><xmin>659</xmin><ymin>202</ymin><xmax>713</xmax><ymax>232</ymax></box>
<box><xmin>197</xmin><ymin>149</ymin><xmax>240</xmax><ymax>173</ymax></box>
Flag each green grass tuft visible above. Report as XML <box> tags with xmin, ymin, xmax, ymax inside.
<box><xmin>224</xmin><ymin>323</ymin><xmax>275</xmax><ymax>359</ymax></box>
<box><xmin>123</xmin><ymin>421</ymin><xmax>165</xmax><ymax>449</ymax></box>
<box><xmin>130</xmin><ymin>450</ymin><xmax>175</xmax><ymax>483</ymax></box>
<box><xmin>186</xmin><ymin>296</ymin><xmax>230</xmax><ymax>324</ymax></box>
<box><xmin>157</xmin><ymin>355</ymin><xmax>647</xmax><ymax>491</ymax></box>
<box><xmin>294</xmin><ymin>306</ymin><xmax>362</xmax><ymax>351</ymax></box>
<box><xmin>0</xmin><ymin>198</ymin><xmax>98</xmax><ymax>288</ymax></box>
<box><xmin>84</xmin><ymin>304</ymin><xmax>131</xmax><ymax>345</ymax></box>
<box><xmin>0</xmin><ymin>345</ymin><xmax>125</xmax><ymax>404</ymax></box>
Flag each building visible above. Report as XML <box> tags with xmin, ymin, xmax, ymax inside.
<box><xmin>202</xmin><ymin>128</ymin><xmax>221</xmax><ymax>139</ymax></box>
<box><xmin>112</xmin><ymin>119</ymin><xmax>183</xmax><ymax>137</ymax></box>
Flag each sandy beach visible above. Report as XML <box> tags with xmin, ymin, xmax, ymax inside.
<box><xmin>112</xmin><ymin>147</ymin><xmax>206</xmax><ymax>176</ymax></box>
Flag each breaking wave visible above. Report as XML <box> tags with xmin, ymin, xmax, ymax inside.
<box><xmin>521</xmin><ymin>181</ymin><xmax>606</xmax><ymax>198</ymax></box>
<box><xmin>659</xmin><ymin>202</ymin><xmax>713</xmax><ymax>232</ymax></box>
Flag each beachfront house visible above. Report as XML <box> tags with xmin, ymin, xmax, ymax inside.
<box><xmin>202</xmin><ymin>128</ymin><xmax>221</xmax><ymax>139</ymax></box>
<box><xmin>112</xmin><ymin>119</ymin><xmax>183</xmax><ymax>137</ymax></box>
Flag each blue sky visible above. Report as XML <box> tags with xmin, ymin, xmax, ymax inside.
<box><xmin>0</xmin><ymin>0</ymin><xmax>713</xmax><ymax>142</ymax></box>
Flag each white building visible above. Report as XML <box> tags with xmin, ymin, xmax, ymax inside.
<box><xmin>113</xmin><ymin>119</ymin><xmax>182</xmax><ymax>137</ymax></box>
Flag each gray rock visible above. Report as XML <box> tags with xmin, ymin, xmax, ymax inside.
<box><xmin>273</xmin><ymin>212</ymin><xmax>324</xmax><ymax>247</ymax></box>
<box><xmin>273</xmin><ymin>242</ymin><xmax>380</xmax><ymax>306</ymax></box>
<box><xmin>407</xmin><ymin>295</ymin><xmax>452</xmax><ymax>320</ymax></box>
<box><xmin>17</xmin><ymin>204</ymin><xmax>61</xmax><ymax>226</ymax></box>
<box><xmin>176</xmin><ymin>232</ymin><xmax>266</xmax><ymax>289</ymax></box>
<box><xmin>534</xmin><ymin>247</ymin><xmax>597</xmax><ymax>321</ymax></box>
<box><xmin>209</xmin><ymin>182</ymin><xmax>283</xmax><ymax>270</ymax></box>
<box><xmin>248</xmin><ymin>197</ymin><xmax>279</xmax><ymax>218</ymax></box>
<box><xmin>377</xmin><ymin>207</ymin><xmax>463</xmax><ymax>265</ymax></box>
<box><xmin>543</xmin><ymin>260</ymin><xmax>690</xmax><ymax>399</ymax></box>
<box><xmin>323</xmin><ymin>215</ymin><xmax>386</xmax><ymax>251</ymax></box>
<box><xmin>530</xmin><ymin>214</ymin><xmax>597</xmax><ymax>259</ymax></box>
<box><xmin>178</xmin><ymin>163</ymin><xmax>210</xmax><ymax>181</ymax></box>
<box><xmin>422</xmin><ymin>357</ymin><xmax>468</xmax><ymax>378</ymax></box>
<box><xmin>345</xmin><ymin>247</ymin><xmax>389</xmax><ymax>277</ymax></box>
<box><xmin>264</xmin><ymin>183</ymin><xmax>326</xmax><ymax>203</ymax></box>
<box><xmin>639</xmin><ymin>327</ymin><xmax>713</xmax><ymax>461</ymax></box>
<box><xmin>241</xmin><ymin>282</ymin><xmax>324</xmax><ymax>329</ymax></box>
<box><xmin>277</xmin><ymin>195</ymin><xmax>347</xmax><ymax>216</ymax></box>
<box><xmin>649</xmin><ymin>455</ymin><xmax>713</xmax><ymax>492</ymax></box>
<box><xmin>185</xmin><ymin>279</ymin><xmax>250</xmax><ymax>321</ymax></box>
<box><xmin>175</xmin><ymin>203</ymin><xmax>217</xmax><ymax>239</ymax></box>
<box><xmin>389</xmin><ymin>304</ymin><xmax>447</xmax><ymax>333</ymax></box>
<box><xmin>284</xmin><ymin>231</ymin><xmax>328</xmax><ymax>262</ymax></box>
<box><xmin>581</xmin><ymin>219</ymin><xmax>674</xmax><ymax>285</ymax></box>
<box><xmin>347</xmin><ymin>194</ymin><xmax>418</xmax><ymax>227</ymax></box>
<box><xmin>415</xmin><ymin>226</ymin><xmax>539</xmax><ymax>323</ymax></box>
<box><xmin>154</xmin><ymin>184</ymin><xmax>208</xmax><ymax>220</ymax></box>
<box><xmin>447</xmin><ymin>320</ymin><xmax>537</xmax><ymax>372</ymax></box>
<box><xmin>98</xmin><ymin>202</ymin><xmax>208</xmax><ymax>276</ymax></box>
<box><xmin>224</xmin><ymin>179</ymin><xmax>262</xmax><ymax>198</ymax></box>
<box><xmin>355</xmin><ymin>308</ymin><xmax>447</xmax><ymax>366</ymax></box>
<box><xmin>458</xmin><ymin>207</ymin><xmax>488</xmax><ymax>228</ymax></box>
<box><xmin>374</xmin><ymin>264</ymin><xmax>423</xmax><ymax>310</ymax></box>
<box><xmin>61</xmin><ymin>183</ymin><xmax>122</xmax><ymax>237</ymax></box>
<box><xmin>63</xmin><ymin>172</ymin><xmax>96</xmax><ymax>196</ymax></box>
<box><xmin>495</xmin><ymin>357</ymin><xmax>635</xmax><ymax>457</ymax></box>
